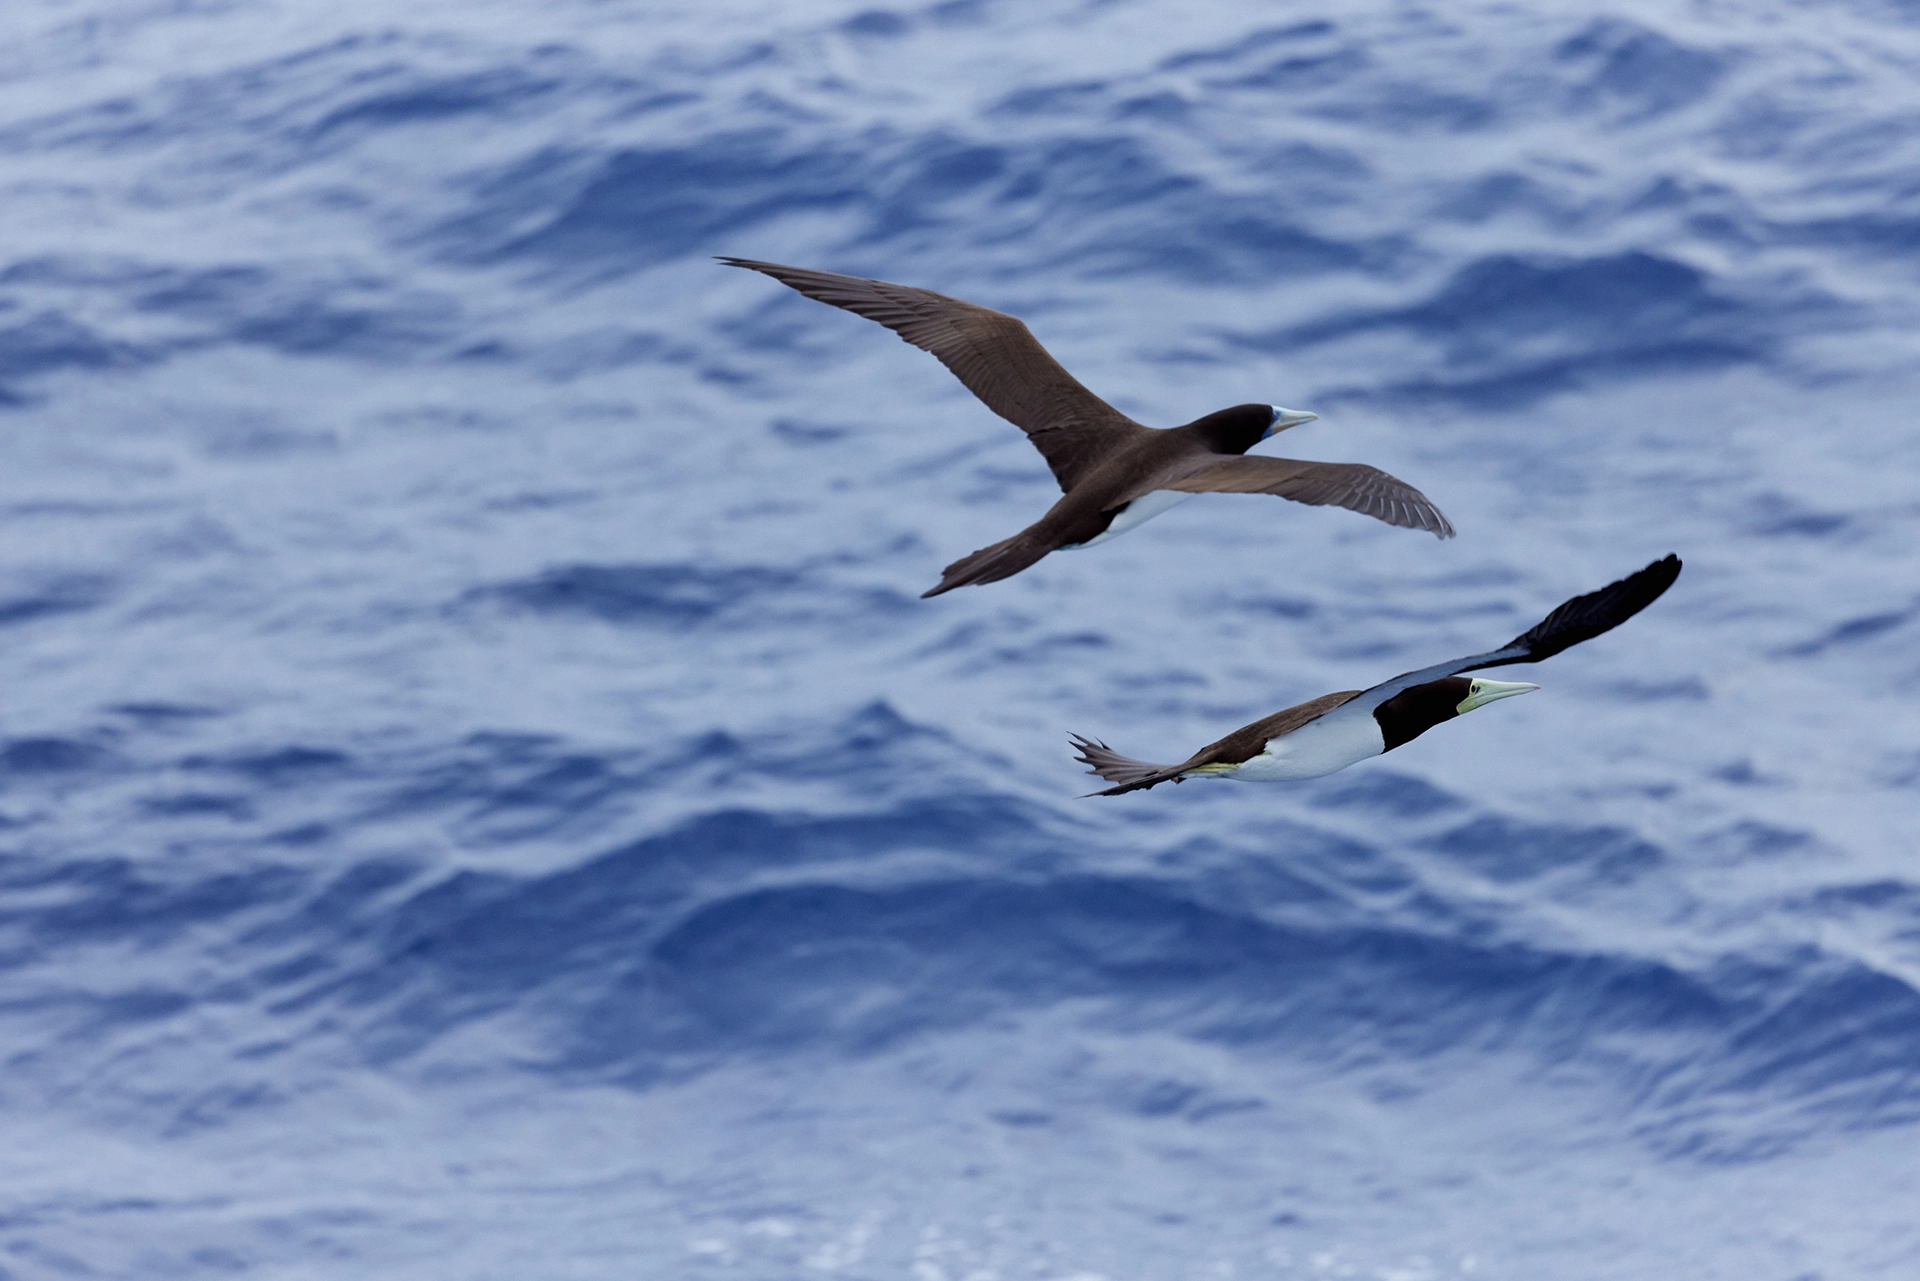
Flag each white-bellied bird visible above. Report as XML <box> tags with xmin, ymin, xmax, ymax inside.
<box><xmin>1073</xmin><ymin>555</ymin><xmax>1681</xmax><ymax>795</ymax></box>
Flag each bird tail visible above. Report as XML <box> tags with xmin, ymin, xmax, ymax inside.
<box><xmin>922</xmin><ymin>531</ymin><xmax>1054</xmax><ymax>598</ymax></box>
<box><xmin>1069</xmin><ymin>734</ymin><xmax>1185</xmax><ymax>796</ymax></box>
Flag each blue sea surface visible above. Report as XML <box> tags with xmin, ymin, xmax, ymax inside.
<box><xmin>1</xmin><ymin>1</ymin><xmax>1918</xmax><ymax>1276</ymax></box>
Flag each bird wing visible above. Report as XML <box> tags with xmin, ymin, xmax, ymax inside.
<box><xmin>1138</xmin><ymin>455</ymin><xmax>1455</xmax><ymax>538</ymax></box>
<box><xmin>720</xmin><ymin>258</ymin><xmax>1147</xmax><ymax>491</ymax></box>
<box><xmin>1331</xmin><ymin>554</ymin><xmax>1683</xmax><ymax>721</ymax></box>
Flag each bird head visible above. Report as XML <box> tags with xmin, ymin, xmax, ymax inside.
<box><xmin>1375</xmin><ymin>675</ymin><xmax>1541</xmax><ymax>752</ymax></box>
<box><xmin>1456</xmin><ymin>678</ymin><xmax>1540</xmax><ymax>714</ymax></box>
<box><xmin>1187</xmin><ymin>404</ymin><xmax>1318</xmax><ymax>454</ymax></box>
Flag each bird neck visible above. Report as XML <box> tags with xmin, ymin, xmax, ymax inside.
<box><xmin>1181</xmin><ymin>404</ymin><xmax>1270</xmax><ymax>455</ymax></box>
<box><xmin>1372</xmin><ymin>677</ymin><xmax>1471</xmax><ymax>752</ymax></box>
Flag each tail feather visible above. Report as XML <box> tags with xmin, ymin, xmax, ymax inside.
<box><xmin>1069</xmin><ymin>734</ymin><xmax>1186</xmax><ymax>796</ymax></box>
<box><xmin>922</xmin><ymin>533</ymin><xmax>1053</xmax><ymax>598</ymax></box>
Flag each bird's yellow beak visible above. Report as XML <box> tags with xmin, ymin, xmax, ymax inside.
<box><xmin>1456</xmin><ymin>679</ymin><xmax>1539</xmax><ymax>714</ymax></box>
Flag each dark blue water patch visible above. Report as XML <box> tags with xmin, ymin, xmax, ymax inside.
<box><xmin>0</xmin><ymin>857</ymin><xmax>306</xmax><ymax>947</ymax></box>
<box><xmin>1219</xmin><ymin>46</ymin><xmax>1370</xmax><ymax>94</ymax></box>
<box><xmin>1798</xmin><ymin>878</ymin><xmax>1920</xmax><ymax>919</ymax></box>
<box><xmin>374</xmin><ymin>731</ymin><xmax>607</xmax><ymax>821</ymax></box>
<box><xmin>1775</xmin><ymin>600</ymin><xmax>1916</xmax><ymax>658</ymax></box>
<box><xmin>770</xmin><ymin>417</ymin><xmax>851</xmax><ymax>444</ymax></box>
<box><xmin>533</xmin><ymin>328</ymin><xmax>678</xmax><ymax>379</ymax></box>
<box><xmin>1554</xmin><ymin>19</ymin><xmax>1726</xmax><ymax>121</ymax></box>
<box><xmin>1430</xmin><ymin>171</ymin><xmax>1585</xmax><ymax>228</ymax></box>
<box><xmin>0</xmin><ymin>311</ymin><xmax>146</xmax><ymax>401</ymax></box>
<box><xmin>1679</xmin><ymin>955</ymin><xmax>1920</xmax><ymax>1133</ymax></box>
<box><xmin>1745</xmin><ymin>493</ymin><xmax>1851</xmax><ymax>539</ymax></box>
<box><xmin>1309</xmin><ymin>82</ymin><xmax>1497</xmax><ymax>133</ymax></box>
<box><xmin>1158</xmin><ymin>23</ymin><xmax>1338</xmax><ymax>72</ymax></box>
<box><xmin>133</xmin><ymin>265</ymin><xmax>460</xmax><ymax>360</ymax></box>
<box><xmin>763</xmin><ymin>701</ymin><xmax>966</xmax><ymax>782</ymax></box>
<box><xmin>304</xmin><ymin>66</ymin><xmax>563</xmax><ymax>142</ymax></box>
<box><xmin>453</xmin><ymin>124</ymin><xmax>1381</xmax><ymax>285</ymax></box>
<box><xmin>842</xmin><ymin>10</ymin><xmax>911</xmax><ymax>38</ymax></box>
<box><xmin>1307</xmin><ymin>770</ymin><xmax>1462</xmax><ymax>819</ymax></box>
<box><xmin>1339</xmin><ymin>340</ymin><xmax>1761</xmax><ymax>411</ymax></box>
<box><xmin>182</xmin><ymin>746</ymin><xmax>353</xmax><ymax>786</ymax></box>
<box><xmin>1229</xmin><ymin>593</ymin><xmax>1316</xmax><ymax>620</ymax></box>
<box><xmin>1112</xmin><ymin>91</ymin><xmax>1192</xmax><ymax>123</ymax></box>
<box><xmin>520</xmin><ymin>875</ymin><xmax>1782</xmax><ymax>1103</ymax></box>
<box><xmin>0</xmin><ymin>738</ymin><xmax>110</xmax><ymax>775</ymax></box>
<box><xmin>453</xmin><ymin>131</ymin><xmax>870</xmax><ymax>272</ymax></box>
<box><xmin>331</xmin><ymin>794</ymin><xmax>1061</xmax><ymax>1060</ymax></box>
<box><xmin>1237</xmin><ymin>250</ymin><xmax>1788</xmax><ymax>406</ymax></box>
<box><xmin>1424</xmin><ymin>815</ymin><xmax>1663</xmax><ymax>885</ymax></box>
<box><xmin>464</xmin><ymin>562</ymin><xmax>797</xmax><ymax>625</ymax></box>
<box><xmin>1606</xmin><ymin>677</ymin><xmax>1709</xmax><ymax>701</ymax></box>
<box><xmin>1285</xmin><ymin>252</ymin><xmax>1747</xmax><ymax>358</ymax></box>
<box><xmin>139</xmin><ymin>793</ymin><xmax>254</xmax><ymax>821</ymax></box>
<box><xmin>380</xmin><ymin>739</ymin><xmax>644</xmax><ymax>844</ymax></box>
<box><xmin>1772</xmin><ymin>211</ymin><xmax>1920</xmax><ymax>255</ymax></box>
<box><xmin>1712</xmin><ymin>758</ymin><xmax>1769</xmax><ymax>786</ymax></box>
<box><xmin>0</xmin><ymin>575</ymin><xmax>111</xmax><ymax>627</ymax></box>
<box><xmin>1705</xmin><ymin>822</ymin><xmax>1817</xmax><ymax>860</ymax></box>
<box><xmin>962</xmin><ymin>134</ymin><xmax>1385</xmax><ymax>282</ymax></box>
<box><xmin>237</xmin><ymin>858</ymin><xmax>422</xmax><ymax>952</ymax></box>
<box><xmin>106</xmin><ymin>702</ymin><xmax>220</xmax><ymax>724</ymax></box>
<box><xmin>2</xmin><ymin>828</ymin><xmax>1912</xmax><ymax>1143</ymax></box>
<box><xmin>169</xmin><ymin>1081</ymin><xmax>291</xmax><ymax>1134</ymax></box>
<box><xmin>991</xmin><ymin>81</ymin><xmax>1112</xmax><ymax>118</ymax></box>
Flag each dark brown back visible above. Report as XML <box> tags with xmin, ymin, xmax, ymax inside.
<box><xmin>1180</xmin><ymin>690</ymin><xmax>1365</xmax><ymax>769</ymax></box>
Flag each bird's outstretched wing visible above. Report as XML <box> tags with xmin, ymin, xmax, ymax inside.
<box><xmin>1145</xmin><ymin>455</ymin><xmax>1455</xmax><ymax>538</ymax></box>
<box><xmin>719</xmin><ymin>257</ymin><xmax>1146</xmax><ymax>491</ymax></box>
<box><xmin>1337</xmin><ymin>554</ymin><xmax>1683</xmax><ymax>719</ymax></box>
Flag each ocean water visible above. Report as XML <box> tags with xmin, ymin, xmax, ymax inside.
<box><xmin>1</xmin><ymin>0</ymin><xmax>1918</xmax><ymax>1276</ymax></box>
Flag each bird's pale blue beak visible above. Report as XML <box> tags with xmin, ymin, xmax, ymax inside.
<box><xmin>1267</xmin><ymin>407</ymin><xmax>1319</xmax><ymax>438</ymax></box>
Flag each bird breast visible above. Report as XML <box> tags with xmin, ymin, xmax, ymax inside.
<box><xmin>1229</xmin><ymin>710</ymin><xmax>1386</xmax><ymax>781</ymax></box>
<box><xmin>1064</xmin><ymin>490</ymin><xmax>1193</xmax><ymax>550</ymax></box>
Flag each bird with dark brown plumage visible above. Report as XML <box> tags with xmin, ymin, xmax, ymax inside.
<box><xmin>720</xmin><ymin>258</ymin><xmax>1454</xmax><ymax>597</ymax></box>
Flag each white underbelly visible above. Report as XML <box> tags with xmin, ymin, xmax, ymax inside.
<box><xmin>1063</xmin><ymin>489</ymin><xmax>1192</xmax><ymax>550</ymax></box>
<box><xmin>1226</xmin><ymin>710</ymin><xmax>1385</xmax><ymax>782</ymax></box>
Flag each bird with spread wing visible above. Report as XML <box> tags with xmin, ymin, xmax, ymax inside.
<box><xmin>1074</xmin><ymin>556</ymin><xmax>1682</xmax><ymax>795</ymax></box>
<box><xmin>721</xmin><ymin>258</ymin><xmax>1453</xmax><ymax>597</ymax></box>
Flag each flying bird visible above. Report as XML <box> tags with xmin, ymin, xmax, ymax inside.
<box><xmin>1073</xmin><ymin>555</ymin><xmax>1681</xmax><ymax>795</ymax></box>
<box><xmin>719</xmin><ymin>258</ymin><xmax>1453</xmax><ymax>597</ymax></box>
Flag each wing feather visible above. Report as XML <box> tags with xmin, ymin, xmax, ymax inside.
<box><xmin>1337</xmin><ymin>554</ymin><xmax>1683</xmax><ymax>719</ymax></box>
<box><xmin>719</xmin><ymin>258</ymin><xmax>1146</xmax><ymax>490</ymax></box>
<box><xmin>1148</xmin><ymin>455</ymin><xmax>1455</xmax><ymax>538</ymax></box>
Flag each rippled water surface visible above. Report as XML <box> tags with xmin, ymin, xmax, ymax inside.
<box><xmin>2</xmin><ymin>1</ymin><xmax>1919</xmax><ymax>1276</ymax></box>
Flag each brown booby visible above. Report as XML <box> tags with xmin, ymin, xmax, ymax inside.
<box><xmin>1073</xmin><ymin>555</ymin><xmax>1681</xmax><ymax>795</ymax></box>
<box><xmin>719</xmin><ymin>258</ymin><xmax>1454</xmax><ymax>597</ymax></box>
